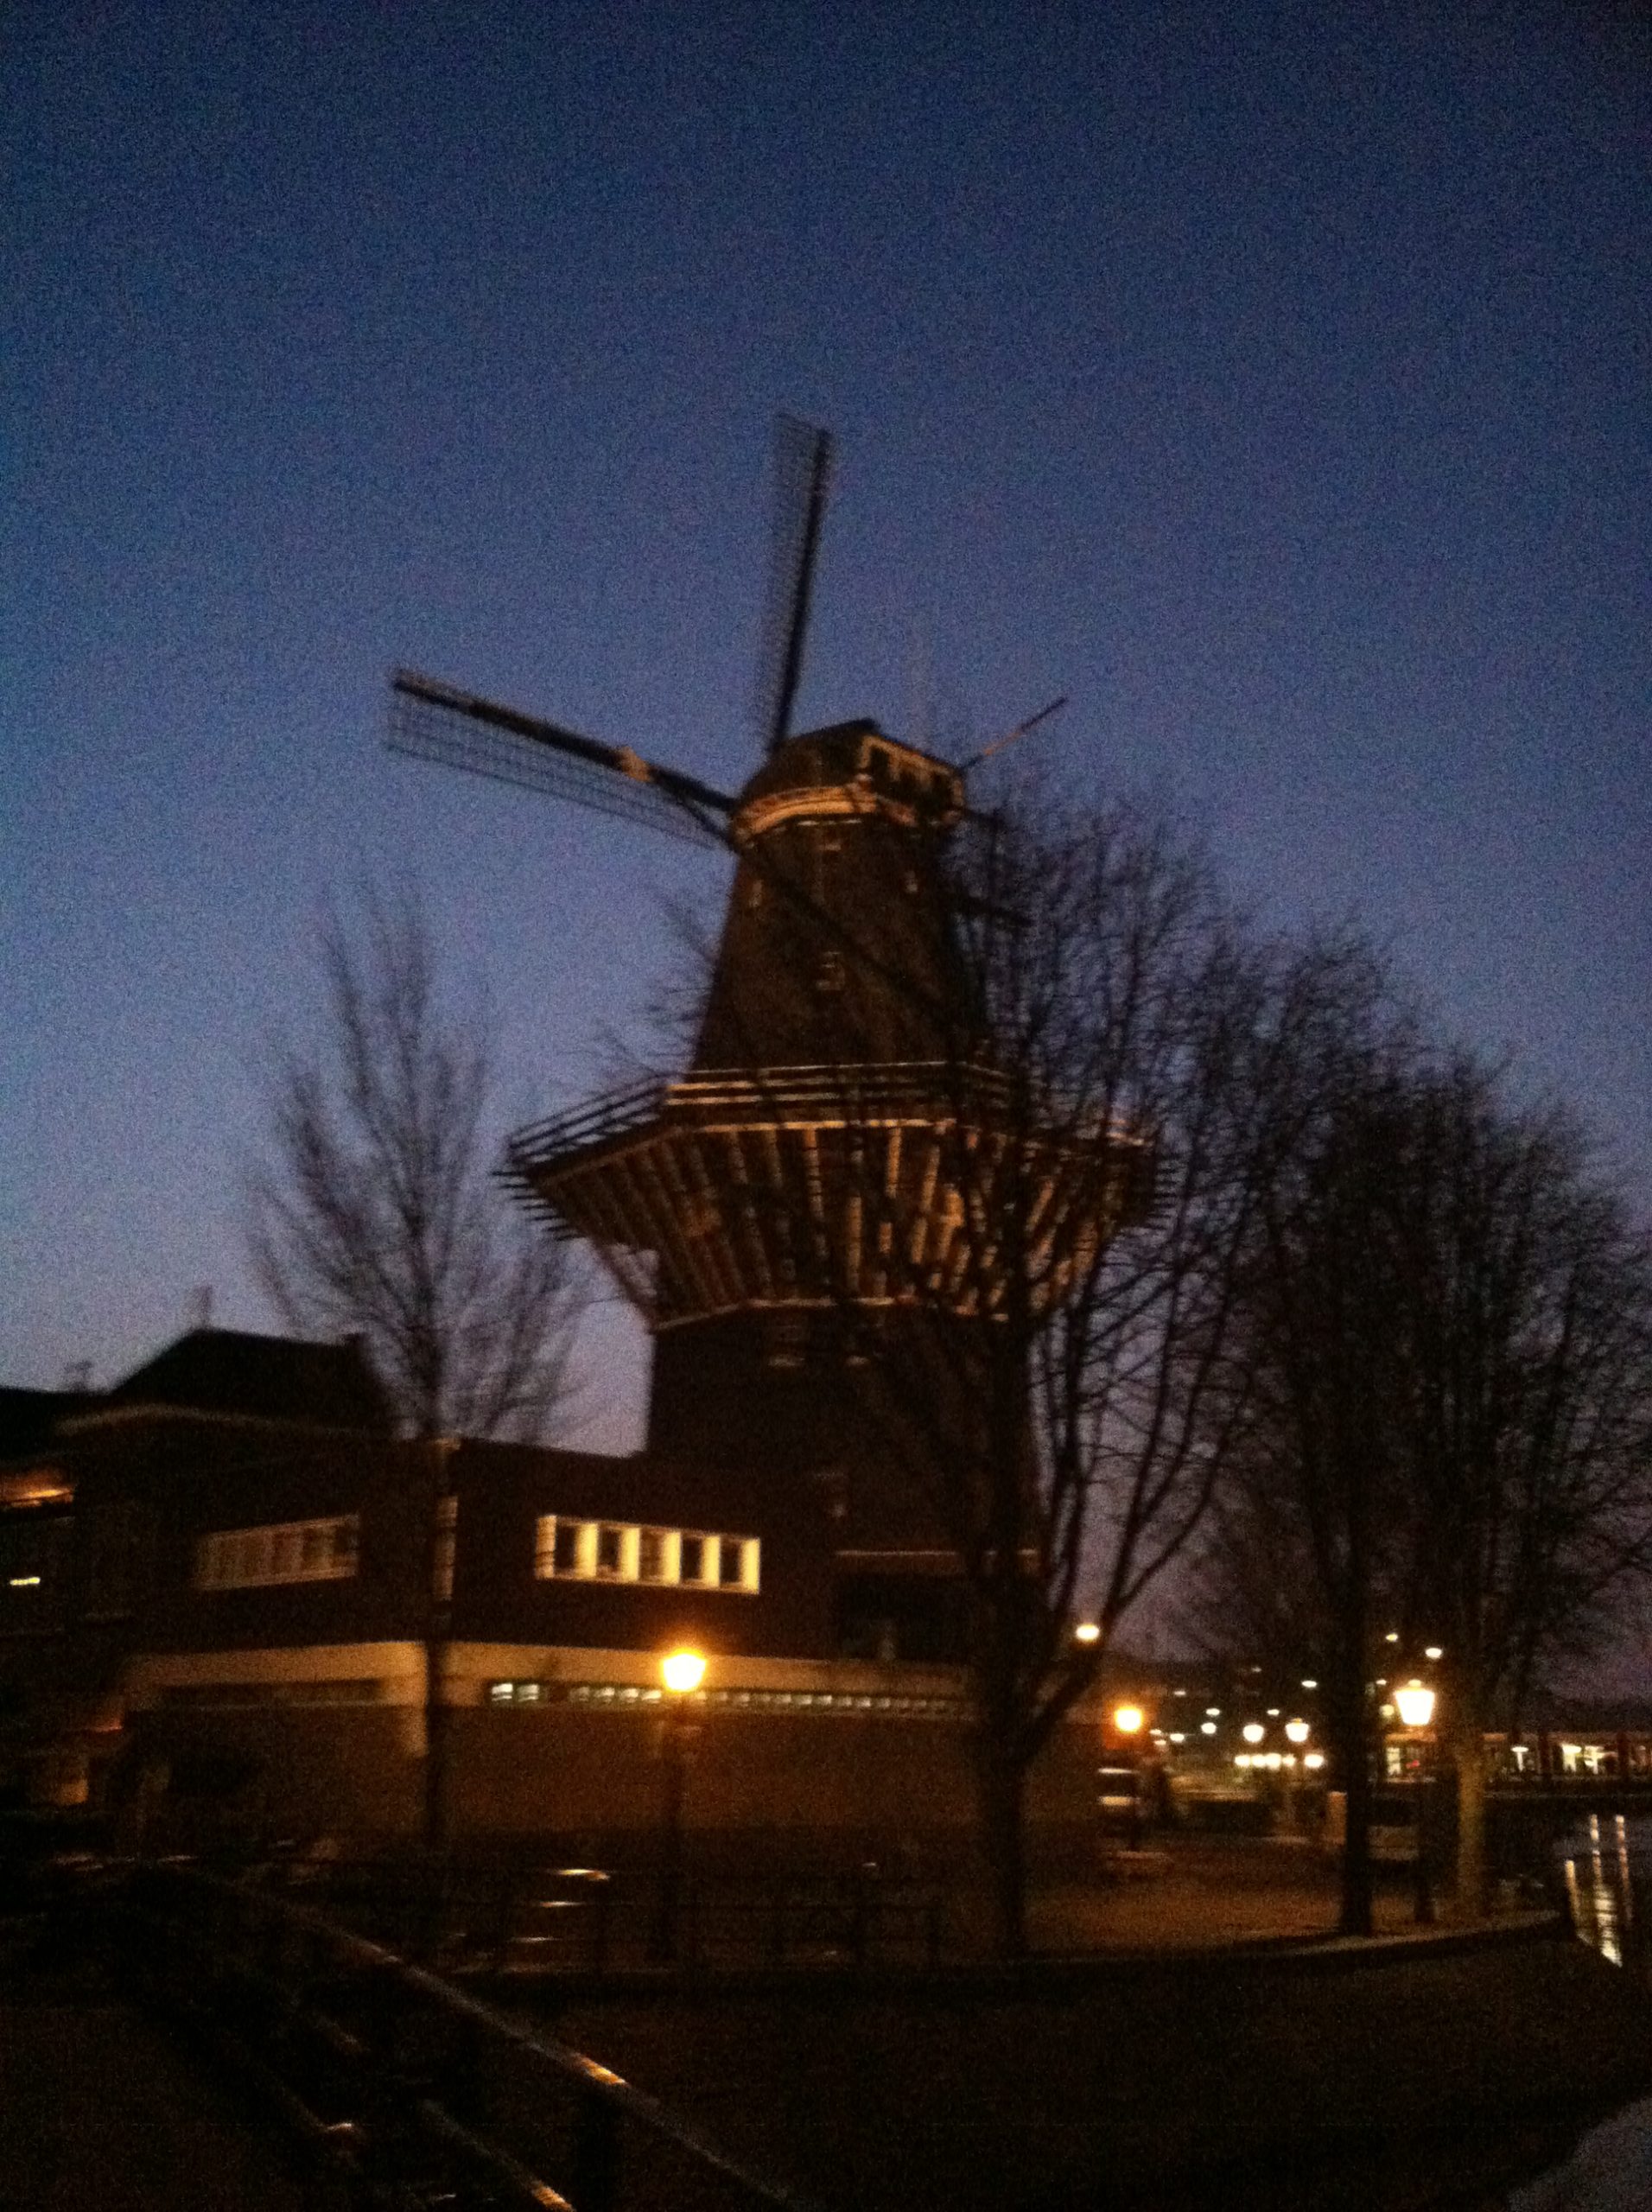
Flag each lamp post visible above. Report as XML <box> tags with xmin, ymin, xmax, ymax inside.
<box><xmin>646</xmin><ymin>1647</ymin><xmax>706</xmax><ymax>1965</ymax></box>
<box><xmin>1392</xmin><ymin>1678</ymin><xmax>1437</xmax><ymax>1925</ymax></box>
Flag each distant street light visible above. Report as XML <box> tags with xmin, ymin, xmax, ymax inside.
<box><xmin>1074</xmin><ymin>1620</ymin><xmax>1101</xmax><ymax>1644</ymax></box>
<box><xmin>1242</xmin><ymin>1722</ymin><xmax>1266</xmax><ymax>1745</ymax></box>
<box><xmin>1285</xmin><ymin>1719</ymin><xmax>1310</xmax><ymax>1745</ymax></box>
<box><xmin>1113</xmin><ymin>1703</ymin><xmax>1145</xmax><ymax>1735</ymax></box>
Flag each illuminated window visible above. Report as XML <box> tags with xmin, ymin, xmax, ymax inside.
<box><xmin>195</xmin><ymin>1516</ymin><xmax>360</xmax><ymax>1592</ymax></box>
<box><xmin>534</xmin><ymin>1516</ymin><xmax>759</xmax><ymax>1595</ymax></box>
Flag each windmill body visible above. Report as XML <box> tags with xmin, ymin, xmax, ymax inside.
<box><xmin>390</xmin><ymin>421</ymin><xmax>1141</xmax><ymax>1656</ymax></box>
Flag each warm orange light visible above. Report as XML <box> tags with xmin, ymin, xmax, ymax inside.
<box><xmin>1112</xmin><ymin>1703</ymin><xmax>1145</xmax><ymax>1734</ymax></box>
<box><xmin>1393</xmin><ymin>1680</ymin><xmax>1436</xmax><ymax>1729</ymax></box>
<box><xmin>661</xmin><ymin>1648</ymin><xmax>707</xmax><ymax>1695</ymax></box>
<box><xmin>1284</xmin><ymin>1719</ymin><xmax>1310</xmax><ymax>1745</ymax></box>
<box><xmin>1073</xmin><ymin>1620</ymin><xmax>1101</xmax><ymax>1645</ymax></box>
<box><xmin>0</xmin><ymin>1470</ymin><xmax>73</xmax><ymax>1509</ymax></box>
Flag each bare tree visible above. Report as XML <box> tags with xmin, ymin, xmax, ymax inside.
<box><xmin>700</xmin><ymin>788</ymin><xmax>1319</xmax><ymax>1952</ymax></box>
<box><xmin>1389</xmin><ymin>1066</ymin><xmax>1652</xmax><ymax>1912</ymax></box>
<box><xmin>1186</xmin><ymin>982</ymin><xmax>1422</xmax><ymax>1936</ymax></box>
<box><xmin>247</xmin><ymin>894</ymin><xmax>586</xmax><ymax>1441</ymax></box>
<box><xmin>1190</xmin><ymin>1036</ymin><xmax>1652</xmax><ymax>1927</ymax></box>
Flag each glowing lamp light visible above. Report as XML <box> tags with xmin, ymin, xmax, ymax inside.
<box><xmin>1393</xmin><ymin>1680</ymin><xmax>1436</xmax><ymax>1729</ymax></box>
<box><xmin>1305</xmin><ymin>1752</ymin><xmax>1326</xmax><ymax>1770</ymax></box>
<box><xmin>661</xmin><ymin>1648</ymin><xmax>707</xmax><ymax>1696</ymax></box>
<box><xmin>1113</xmin><ymin>1704</ymin><xmax>1145</xmax><ymax>1735</ymax></box>
<box><xmin>1424</xmin><ymin>1645</ymin><xmax>1444</xmax><ymax>1662</ymax></box>
<box><xmin>1074</xmin><ymin>1620</ymin><xmax>1101</xmax><ymax>1644</ymax></box>
<box><xmin>1242</xmin><ymin>1722</ymin><xmax>1266</xmax><ymax>1745</ymax></box>
<box><xmin>1285</xmin><ymin>1719</ymin><xmax>1311</xmax><ymax>1745</ymax></box>
<box><xmin>1199</xmin><ymin>1721</ymin><xmax>1217</xmax><ymax>1737</ymax></box>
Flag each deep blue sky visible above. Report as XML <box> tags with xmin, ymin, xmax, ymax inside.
<box><xmin>5</xmin><ymin>2</ymin><xmax>1648</xmax><ymax>1447</ymax></box>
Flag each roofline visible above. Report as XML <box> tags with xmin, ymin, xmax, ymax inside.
<box><xmin>57</xmin><ymin>1402</ymin><xmax>398</xmax><ymax>1443</ymax></box>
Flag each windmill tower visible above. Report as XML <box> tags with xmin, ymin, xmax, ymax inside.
<box><xmin>389</xmin><ymin>420</ymin><xmax>1142</xmax><ymax>1653</ymax></box>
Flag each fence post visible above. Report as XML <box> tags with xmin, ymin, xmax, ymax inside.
<box><xmin>571</xmin><ymin>2081</ymin><xmax>621</xmax><ymax>2212</ymax></box>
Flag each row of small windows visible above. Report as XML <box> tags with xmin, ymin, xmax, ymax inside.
<box><xmin>489</xmin><ymin>1680</ymin><xmax>964</xmax><ymax>1719</ymax></box>
<box><xmin>195</xmin><ymin>1516</ymin><xmax>359</xmax><ymax>1592</ymax></box>
<box><xmin>156</xmin><ymin>1678</ymin><xmax>381</xmax><ymax>1707</ymax></box>
<box><xmin>535</xmin><ymin>1517</ymin><xmax>759</xmax><ymax>1595</ymax></box>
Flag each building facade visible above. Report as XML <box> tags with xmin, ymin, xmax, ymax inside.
<box><xmin>1</xmin><ymin>1325</ymin><xmax>1099</xmax><ymax>1859</ymax></box>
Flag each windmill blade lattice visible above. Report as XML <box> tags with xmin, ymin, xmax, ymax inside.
<box><xmin>751</xmin><ymin>416</ymin><xmax>834</xmax><ymax>759</ymax></box>
<box><xmin>388</xmin><ymin>670</ymin><xmax>734</xmax><ymax>850</ymax></box>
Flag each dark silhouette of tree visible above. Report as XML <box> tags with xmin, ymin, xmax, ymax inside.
<box><xmin>1190</xmin><ymin>1035</ymin><xmax>1652</xmax><ymax>1927</ymax></box>
<box><xmin>1388</xmin><ymin>1066</ymin><xmax>1652</xmax><ymax>1911</ymax></box>
<box><xmin>696</xmin><ymin>788</ymin><xmax>1341</xmax><ymax>1952</ymax></box>
<box><xmin>247</xmin><ymin>894</ymin><xmax>587</xmax><ymax>1442</ymax></box>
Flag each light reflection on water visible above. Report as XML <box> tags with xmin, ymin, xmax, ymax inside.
<box><xmin>1562</xmin><ymin>1811</ymin><xmax>1643</xmax><ymax>1969</ymax></box>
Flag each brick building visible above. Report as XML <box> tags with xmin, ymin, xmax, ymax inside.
<box><xmin>0</xmin><ymin>1325</ymin><xmax>1096</xmax><ymax>1858</ymax></box>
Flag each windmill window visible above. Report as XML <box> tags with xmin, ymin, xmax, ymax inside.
<box><xmin>195</xmin><ymin>1515</ymin><xmax>360</xmax><ymax>1592</ymax></box>
<box><xmin>534</xmin><ymin>1516</ymin><xmax>757</xmax><ymax>1593</ymax></box>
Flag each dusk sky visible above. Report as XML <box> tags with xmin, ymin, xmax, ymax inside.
<box><xmin>6</xmin><ymin>3</ymin><xmax>1648</xmax><ymax>1451</ymax></box>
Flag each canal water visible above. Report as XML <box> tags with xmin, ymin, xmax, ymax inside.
<box><xmin>1558</xmin><ymin>1811</ymin><xmax>1652</xmax><ymax>1973</ymax></box>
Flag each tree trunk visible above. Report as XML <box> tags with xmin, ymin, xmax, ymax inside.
<box><xmin>975</xmin><ymin>1739</ymin><xmax>1029</xmax><ymax>1958</ymax></box>
<box><xmin>1451</xmin><ymin>1718</ymin><xmax>1490</xmax><ymax>1921</ymax></box>
<box><xmin>1334</xmin><ymin>1699</ymin><xmax>1375</xmax><ymax>1937</ymax></box>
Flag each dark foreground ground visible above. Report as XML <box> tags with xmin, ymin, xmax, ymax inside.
<box><xmin>530</xmin><ymin>1930</ymin><xmax>1651</xmax><ymax>2211</ymax></box>
<box><xmin>3</xmin><ymin>1838</ymin><xmax>1649</xmax><ymax>2210</ymax></box>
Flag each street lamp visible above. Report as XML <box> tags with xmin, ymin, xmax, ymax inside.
<box><xmin>1392</xmin><ymin>1679</ymin><xmax>1438</xmax><ymax>1924</ymax></box>
<box><xmin>646</xmin><ymin>1647</ymin><xmax>706</xmax><ymax>1964</ymax></box>
<box><xmin>1112</xmin><ymin>1703</ymin><xmax>1145</xmax><ymax>1735</ymax></box>
<box><xmin>1393</xmin><ymin>1680</ymin><xmax>1435</xmax><ymax>1729</ymax></box>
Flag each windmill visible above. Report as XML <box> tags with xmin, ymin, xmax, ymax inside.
<box><xmin>388</xmin><ymin>418</ymin><xmax>1143</xmax><ymax>1650</ymax></box>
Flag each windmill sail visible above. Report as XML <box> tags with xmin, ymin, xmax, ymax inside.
<box><xmin>751</xmin><ymin>416</ymin><xmax>834</xmax><ymax>759</ymax></box>
<box><xmin>387</xmin><ymin>670</ymin><xmax>734</xmax><ymax>849</ymax></box>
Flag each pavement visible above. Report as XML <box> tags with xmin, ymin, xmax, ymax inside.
<box><xmin>0</xmin><ymin>1925</ymin><xmax>309</xmax><ymax>2212</ymax></box>
<box><xmin>0</xmin><ymin>1837</ymin><xmax>1624</xmax><ymax>2212</ymax></box>
<box><xmin>1025</xmin><ymin>1832</ymin><xmax>1509</xmax><ymax>1954</ymax></box>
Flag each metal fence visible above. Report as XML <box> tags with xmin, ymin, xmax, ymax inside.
<box><xmin>116</xmin><ymin>1861</ymin><xmax>819</xmax><ymax>2211</ymax></box>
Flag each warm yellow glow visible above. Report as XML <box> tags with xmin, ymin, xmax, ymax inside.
<box><xmin>1393</xmin><ymin>1680</ymin><xmax>1436</xmax><ymax>1729</ymax></box>
<box><xmin>1242</xmin><ymin>1721</ymin><xmax>1266</xmax><ymax>1745</ymax></box>
<box><xmin>0</xmin><ymin>1470</ymin><xmax>73</xmax><ymax>1508</ymax></box>
<box><xmin>1424</xmin><ymin>1645</ymin><xmax>1443</xmax><ymax>1661</ymax></box>
<box><xmin>1305</xmin><ymin>1752</ymin><xmax>1326</xmax><ymax>1770</ymax></box>
<box><xmin>661</xmin><ymin>1648</ymin><xmax>707</xmax><ymax>1695</ymax></box>
<box><xmin>1074</xmin><ymin>1620</ymin><xmax>1101</xmax><ymax>1644</ymax></box>
<box><xmin>1285</xmin><ymin>1719</ymin><xmax>1310</xmax><ymax>1745</ymax></box>
<box><xmin>1301</xmin><ymin>1678</ymin><xmax>1318</xmax><ymax>1690</ymax></box>
<box><xmin>9</xmin><ymin>1575</ymin><xmax>42</xmax><ymax>1589</ymax></box>
<box><xmin>1112</xmin><ymin>1703</ymin><xmax>1145</xmax><ymax>1734</ymax></box>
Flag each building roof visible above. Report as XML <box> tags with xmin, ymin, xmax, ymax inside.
<box><xmin>0</xmin><ymin>1385</ymin><xmax>97</xmax><ymax>1459</ymax></box>
<box><xmin>100</xmin><ymin>1328</ymin><xmax>392</xmax><ymax>1433</ymax></box>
